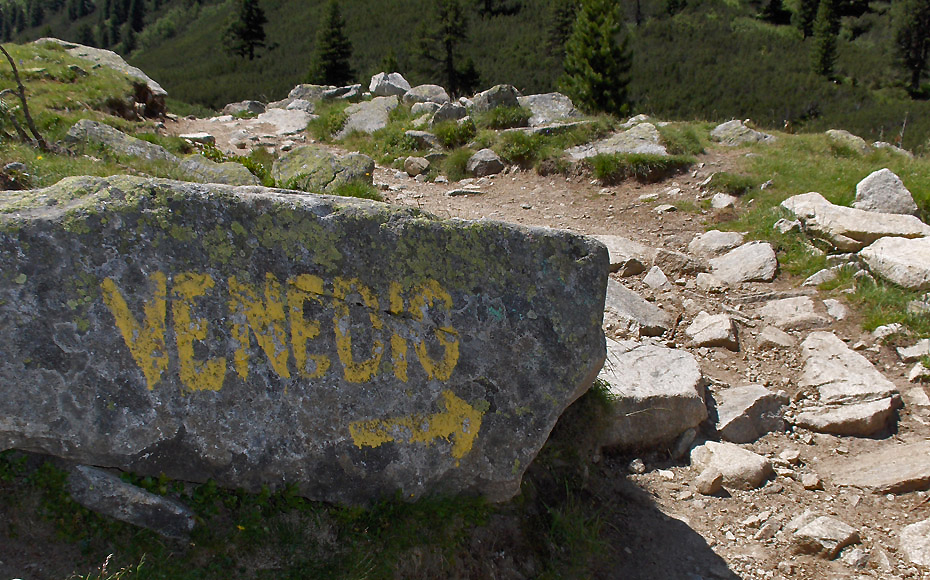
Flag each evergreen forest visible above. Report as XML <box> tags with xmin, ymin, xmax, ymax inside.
<box><xmin>1</xmin><ymin>0</ymin><xmax>930</xmax><ymax>149</ymax></box>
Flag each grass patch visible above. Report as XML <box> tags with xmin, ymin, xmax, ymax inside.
<box><xmin>433</xmin><ymin>119</ymin><xmax>477</xmax><ymax>149</ymax></box>
<box><xmin>330</xmin><ymin>181</ymin><xmax>383</xmax><ymax>201</ymax></box>
<box><xmin>847</xmin><ymin>277</ymin><xmax>930</xmax><ymax>336</ymax></box>
<box><xmin>657</xmin><ymin>122</ymin><xmax>708</xmax><ymax>155</ymax></box>
<box><xmin>706</xmin><ymin>171</ymin><xmax>759</xmax><ymax>196</ymax></box>
<box><xmin>307</xmin><ymin>101</ymin><xmax>350</xmax><ymax>142</ymax></box>
<box><xmin>587</xmin><ymin>153</ymin><xmax>695</xmax><ymax>184</ymax></box>
<box><xmin>441</xmin><ymin>148</ymin><xmax>474</xmax><ymax>181</ymax></box>
<box><xmin>477</xmin><ymin>106</ymin><xmax>532</xmax><ymax>130</ymax></box>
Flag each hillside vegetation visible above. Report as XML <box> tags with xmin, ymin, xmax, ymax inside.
<box><xmin>1</xmin><ymin>0</ymin><xmax>930</xmax><ymax>149</ymax></box>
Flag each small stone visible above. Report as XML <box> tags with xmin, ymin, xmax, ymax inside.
<box><xmin>898</xmin><ymin>339</ymin><xmax>930</xmax><ymax>363</ymax></box>
<box><xmin>691</xmin><ymin>441</ymin><xmax>773</xmax><ymax>490</ymax></box>
<box><xmin>711</xmin><ymin>193</ymin><xmax>737</xmax><ymax>209</ymax></box>
<box><xmin>779</xmin><ymin>449</ymin><xmax>801</xmax><ymax>465</ymax></box>
<box><xmin>873</xmin><ymin>323</ymin><xmax>906</xmax><ymax>341</ymax></box>
<box><xmin>791</xmin><ymin>514</ymin><xmax>860</xmax><ymax>559</ymax></box>
<box><xmin>685</xmin><ymin>311</ymin><xmax>739</xmax><ymax>351</ymax></box>
<box><xmin>910</xmin><ymin>363</ymin><xmax>930</xmax><ymax>383</ymax></box>
<box><xmin>900</xmin><ymin>519</ymin><xmax>930</xmax><ymax>566</ymax></box>
<box><xmin>654</xmin><ymin>204</ymin><xmax>677</xmax><ymax>214</ymax></box>
<box><xmin>643</xmin><ymin>266</ymin><xmax>669</xmax><ymax>289</ymax></box>
<box><xmin>756</xmin><ymin>326</ymin><xmax>797</xmax><ymax>349</ymax></box>
<box><xmin>629</xmin><ymin>458</ymin><xmax>646</xmax><ymax>474</ymax></box>
<box><xmin>823</xmin><ymin>299</ymin><xmax>848</xmax><ymax>320</ymax></box>
<box><xmin>801</xmin><ymin>472</ymin><xmax>823</xmax><ymax>490</ymax></box>
<box><xmin>695</xmin><ymin>469</ymin><xmax>724</xmax><ymax>495</ymax></box>
<box><xmin>774</xmin><ymin>218</ymin><xmax>801</xmax><ymax>234</ymax></box>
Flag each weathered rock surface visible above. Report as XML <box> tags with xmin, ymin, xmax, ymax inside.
<box><xmin>826</xmin><ymin>129</ymin><xmax>871</xmax><ymax>155</ymax></box>
<box><xmin>337</xmin><ymin>96</ymin><xmax>399</xmax><ymax>138</ymax></box>
<box><xmin>823</xmin><ymin>441</ymin><xmax>930</xmax><ymax>494</ymax></box>
<box><xmin>517</xmin><ymin>93</ymin><xmax>581</xmax><ymax>127</ymax></box>
<box><xmin>68</xmin><ymin>465</ymin><xmax>195</xmax><ymax>539</ymax></box>
<box><xmin>590</xmin><ymin>235</ymin><xmax>652</xmax><ymax>276</ymax></box>
<box><xmin>598</xmin><ymin>338</ymin><xmax>707</xmax><ymax>451</ymax></box>
<box><xmin>688</xmin><ymin>230</ymin><xmax>745</xmax><ymax>258</ymax></box>
<box><xmin>405</xmin><ymin>130</ymin><xmax>442</xmax><ymax>150</ymax></box>
<box><xmin>179</xmin><ymin>155</ymin><xmax>261</xmax><ymax>186</ymax></box>
<box><xmin>690</xmin><ymin>441</ymin><xmax>773</xmax><ymax>490</ymax></box>
<box><xmin>272</xmin><ymin>146</ymin><xmax>374</xmax><ymax>193</ymax></box>
<box><xmin>715</xmin><ymin>385</ymin><xmax>788</xmax><ymax>443</ymax></box>
<box><xmin>756</xmin><ymin>326</ymin><xmax>797</xmax><ymax>349</ymax></box>
<box><xmin>756</xmin><ymin>296</ymin><xmax>831</xmax><ymax>331</ymax></box>
<box><xmin>603</xmin><ymin>279</ymin><xmax>674</xmax><ymax>337</ymax></box>
<box><xmin>793</xmin><ymin>332</ymin><xmax>901</xmax><ymax>436</ymax></box>
<box><xmin>255</xmin><ymin>108</ymin><xmax>313</xmax><ymax>136</ymax></box>
<box><xmin>853</xmin><ymin>168</ymin><xmax>919</xmax><ymax>216</ymax></box>
<box><xmin>0</xmin><ymin>175</ymin><xmax>609</xmax><ymax>504</ymax></box>
<box><xmin>781</xmin><ymin>192</ymin><xmax>930</xmax><ymax>252</ymax></box>
<box><xmin>369</xmin><ymin>72</ymin><xmax>410</xmax><ymax>97</ymax></box>
<box><xmin>65</xmin><ymin>119</ymin><xmax>178</xmax><ymax>163</ymax></box>
<box><xmin>860</xmin><ymin>236</ymin><xmax>930</xmax><ymax>291</ymax></box>
<box><xmin>686</xmin><ymin>312</ymin><xmax>739</xmax><ymax>350</ymax></box>
<box><xmin>643</xmin><ymin>265</ymin><xmax>670</xmax><ymax>289</ymax></box>
<box><xmin>403</xmin><ymin>85</ymin><xmax>451</xmax><ymax>105</ymax></box>
<box><xmin>431</xmin><ymin>102</ymin><xmax>469</xmax><ymax>125</ymax></box>
<box><xmin>710</xmin><ymin>120</ymin><xmax>775</xmax><ymax>146</ymax></box>
<box><xmin>35</xmin><ymin>38</ymin><xmax>167</xmax><ymax>117</ymax></box>
<box><xmin>223</xmin><ymin>100</ymin><xmax>266</xmax><ymax>116</ymax></box>
<box><xmin>901</xmin><ymin>519</ymin><xmax>930</xmax><ymax>566</ymax></box>
<box><xmin>565</xmin><ymin>123</ymin><xmax>668</xmax><ymax>160</ymax></box>
<box><xmin>654</xmin><ymin>247</ymin><xmax>704</xmax><ymax>276</ymax></box>
<box><xmin>708</xmin><ymin>242</ymin><xmax>777</xmax><ymax>284</ymax></box>
<box><xmin>788</xmin><ymin>512</ymin><xmax>860</xmax><ymax>559</ymax></box>
<box><xmin>471</xmin><ymin>84</ymin><xmax>521</xmax><ymax>113</ymax></box>
<box><xmin>466</xmin><ymin>149</ymin><xmax>505</xmax><ymax>177</ymax></box>
<box><xmin>404</xmin><ymin>156</ymin><xmax>430</xmax><ymax>177</ymax></box>
<box><xmin>898</xmin><ymin>339</ymin><xmax>930</xmax><ymax>363</ymax></box>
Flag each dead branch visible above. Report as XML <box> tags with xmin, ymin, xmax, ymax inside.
<box><xmin>0</xmin><ymin>43</ymin><xmax>50</xmax><ymax>151</ymax></box>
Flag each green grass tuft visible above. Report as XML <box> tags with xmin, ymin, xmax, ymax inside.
<box><xmin>441</xmin><ymin>148</ymin><xmax>474</xmax><ymax>181</ymax></box>
<box><xmin>477</xmin><ymin>106</ymin><xmax>532</xmax><ymax>130</ymax></box>
<box><xmin>330</xmin><ymin>181</ymin><xmax>383</xmax><ymax>201</ymax></box>
<box><xmin>706</xmin><ymin>172</ymin><xmax>759</xmax><ymax>196</ymax></box>
<box><xmin>307</xmin><ymin>101</ymin><xmax>350</xmax><ymax>142</ymax></box>
<box><xmin>587</xmin><ymin>153</ymin><xmax>694</xmax><ymax>184</ymax></box>
<box><xmin>432</xmin><ymin>119</ymin><xmax>477</xmax><ymax>149</ymax></box>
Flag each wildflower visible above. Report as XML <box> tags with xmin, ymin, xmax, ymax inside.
<box><xmin>36</xmin><ymin>155</ymin><xmax>42</xmax><ymax>160</ymax></box>
<box><xmin>237</xmin><ymin>524</ymin><xmax>245</xmax><ymax>531</ymax></box>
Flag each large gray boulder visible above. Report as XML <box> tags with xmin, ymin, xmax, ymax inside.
<box><xmin>598</xmin><ymin>338</ymin><xmax>707</xmax><ymax>451</ymax></box>
<box><xmin>0</xmin><ymin>175</ymin><xmax>609</xmax><ymax>504</ymax></box>
<box><xmin>853</xmin><ymin>168</ymin><xmax>919</xmax><ymax>216</ymax></box>
<box><xmin>35</xmin><ymin>38</ymin><xmax>167</xmax><ymax>117</ymax></box>
<box><xmin>710</xmin><ymin>120</ymin><xmax>775</xmax><ymax>146</ymax></box>
<box><xmin>471</xmin><ymin>84</ymin><xmax>521</xmax><ymax>113</ymax></box>
<box><xmin>179</xmin><ymin>155</ymin><xmax>261</xmax><ymax>186</ymax></box>
<box><xmin>272</xmin><ymin>145</ymin><xmax>374</xmax><ymax>193</ymax></box>
<box><xmin>566</xmin><ymin>123</ymin><xmax>668</xmax><ymax>160</ymax></box>
<box><xmin>781</xmin><ymin>192</ymin><xmax>930</xmax><ymax>252</ymax></box>
<box><xmin>517</xmin><ymin>93</ymin><xmax>581</xmax><ymax>127</ymax></box>
<box><xmin>223</xmin><ymin>100</ymin><xmax>266</xmax><ymax>116</ymax></box>
<box><xmin>65</xmin><ymin>119</ymin><xmax>178</xmax><ymax>163</ymax></box>
<box><xmin>369</xmin><ymin>72</ymin><xmax>411</xmax><ymax>97</ymax></box>
<box><xmin>690</xmin><ymin>441</ymin><xmax>773</xmax><ymax>490</ymax></box>
<box><xmin>603</xmin><ymin>279</ymin><xmax>674</xmax><ymax>337</ymax></box>
<box><xmin>715</xmin><ymin>384</ymin><xmax>788</xmax><ymax>443</ymax></box>
<box><xmin>826</xmin><ymin>129</ymin><xmax>871</xmax><ymax>154</ymax></box>
<box><xmin>336</xmin><ymin>96</ymin><xmax>399</xmax><ymax>138</ymax></box>
<box><xmin>708</xmin><ymin>241</ymin><xmax>777</xmax><ymax>284</ymax></box>
<box><xmin>404</xmin><ymin>85</ymin><xmax>451</xmax><ymax>105</ymax></box>
<box><xmin>860</xmin><ymin>236</ymin><xmax>930</xmax><ymax>290</ymax></box>
<box><xmin>466</xmin><ymin>149</ymin><xmax>504</xmax><ymax>177</ymax></box>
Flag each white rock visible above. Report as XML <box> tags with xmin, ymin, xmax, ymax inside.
<box><xmin>823</xmin><ymin>299</ymin><xmax>848</xmax><ymax>320</ymax></box>
<box><xmin>369</xmin><ymin>72</ymin><xmax>410</xmax><ymax>97</ymax></box>
<box><xmin>910</xmin><ymin>363</ymin><xmax>930</xmax><ymax>383</ymax></box>
<box><xmin>715</xmin><ymin>384</ymin><xmax>788</xmax><ymax>443</ymax></box>
<box><xmin>781</xmin><ymin>192</ymin><xmax>930</xmax><ymax>252</ymax></box>
<box><xmin>598</xmin><ymin>338</ymin><xmax>707</xmax><ymax>451</ymax></box>
<box><xmin>853</xmin><ymin>168</ymin><xmax>919</xmax><ymax>216</ymax></box>
<box><xmin>690</xmin><ymin>441</ymin><xmax>773</xmax><ymax>490</ymax></box>
<box><xmin>688</xmin><ymin>230</ymin><xmax>745</xmax><ymax>258</ymax></box>
<box><xmin>792</xmin><ymin>515</ymin><xmax>860</xmax><ymax>559</ymax></box>
<box><xmin>756</xmin><ymin>326</ymin><xmax>797</xmax><ymax>349</ymax></box>
<box><xmin>802</xmin><ymin>268</ymin><xmax>837</xmax><ymax>287</ymax></box>
<box><xmin>643</xmin><ymin>266</ymin><xmax>669</xmax><ymax>289</ymax></box>
<box><xmin>902</xmin><ymin>519</ymin><xmax>930</xmax><ymax>567</ymax></box>
<box><xmin>686</xmin><ymin>311</ymin><xmax>739</xmax><ymax>351</ymax></box>
<box><xmin>591</xmin><ymin>235</ymin><xmax>653</xmax><ymax>276</ymax></box>
<box><xmin>711</xmin><ymin>193</ymin><xmax>737</xmax><ymax>209</ymax></box>
<box><xmin>756</xmin><ymin>296</ymin><xmax>831</xmax><ymax>331</ymax></box>
<box><xmin>898</xmin><ymin>339</ymin><xmax>930</xmax><ymax>363</ymax></box>
<box><xmin>255</xmin><ymin>108</ymin><xmax>313</xmax><ymax>136</ymax></box>
<box><xmin>711</xmin><ymin>120</ymin><xmax>775</xmax><ymax>146</ymax></box>
<box><xmin>824</xmin><ymin>440</ymin><xmax>930</xmax><ymax>494</ymax></box>
<box><xmin>774</xmin><ymin>218</ymin><xmax>801</xmax><ymax>234</ymax></box>
<box><xmin>179</xmin><ymin>132</ymin><xmax>215</xmax><ymax>144</ymax></box>
<box><xmin>603</xmin><ymin>279</ymin><xmax>674</xmax><ymax>338</ymax></box>
<box><xmin>861</xmin><ymin>236</ymin><xmax>930</xmax><ymax>291</ymax></box>
<box><xmin>873</xmin><ymin>322</ymin><xmax>905</xmax><ymax>341</ymax></box>
<box><xmin>695</xmin><ymin>272</ymin><xmax>726</xmax><ymax>293</ymax></box>
<box><xmin>708</xmin><ymin>241</ymin><xmax>777</xmax><ymax>284</ymax></box>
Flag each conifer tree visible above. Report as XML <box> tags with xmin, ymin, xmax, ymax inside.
<box><xmin>795</xmin><ymin>0</ymin><xmax>819</xmax><ymax>37</ymax></box>
<box><xmin>560</xmin><ymin>0</ymin><xmax>631</xmax><ymax>115</ymax></box>
<box><xmin>417</xmin><ymin>0</ymin><xmax>479</xmax><ymax>96</ymax></box>
<box><xmin>811</xmin><ymin>0</ymin><xmax>839</xmax><ymax>78</ymax></box>
<box><xmin>893</xmin><ymin>0</ymin><xmax>930</xmax><ymax>93</ymax></box>
<box><xmin>224</xmin><ymin>0</ymin><xmax>267</xmax><ymax>60</ymax></box>
<box><xmin>129</xmin><ymin>0</ymin><xmax>145</xmax><ymax>32</ymax></box>
<box><xmin>307</xmin><ymin>0</ymin><xmax>354</xmax><ymax>86</ymax></box>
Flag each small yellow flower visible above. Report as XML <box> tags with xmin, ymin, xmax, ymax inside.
<box><xmin>36</xmin><ymin>155</ymin><xmax>42</xmax><ymax>160</ymax></box>
<box><xmin>236</xmin><ymin>525</ymin><xmax>245</xmax><ymax>531</ymax></box>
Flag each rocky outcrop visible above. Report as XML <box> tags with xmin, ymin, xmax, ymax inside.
<box><xmin>404</xmin><ymin>85</ymin><xmax>451</xmax><ymax>105</ymax></box>
<box><xmin>272</xmin><ymin>145</ymin><xmax>374</xmax><ymax>193</ymax></box>
<box><xmin>65</xmin><ymin>119</ymin><xmax>178</xmax><ymax>163</ymax></box>
<box><xmin>337</xmin><ymin>96</ymin><xmax>399</xmax><ymax>138</ymax></box>
<box><xmin>179</xmin><ymin>155</ymin><xmax>261</xmax><ymax>186</ymax></box>
<box><xmin>826</xmin><ymin>129</ymin><xmax>871</xmax><ymax>154</ymax></box>
<box><xmin>710</xmin><ymin>120</ymin><xmax>774</xmax><ymax>146</ymax></box>
<box><xmin>603</xmin><ymin>279</ymin><xmax>674</xmax><ymax>337</ymax></box>
<box><xmin>0</xmin><ymin>175</ymin><xmax>609</xmax><ymax>504</ymax></box>
<box><xmin>708</xmin><ymin>242</ymin><xmax>777</xmax><ymax>285</ymax></box>
<box><xmin>369</xmin><ymin>72</ymin><xmax>410</xmax><ymax>97</ymax></box>
<box><xmin>517</xmin><ymin>93</ymin><xmax>581</xmax><ymax>127</ymax></box>
<box><xmin>471</xmin><ymin>84</ymin><xmax>521</xmax><ymax>112</ymax></box>
<box><xmin>566</xmin><ymin>123</ymin><xmax>668</xmax><ymax>160</ymax></box>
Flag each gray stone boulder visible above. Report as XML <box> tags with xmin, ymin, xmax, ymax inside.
<box><xmin>715</xmin><ymin>384</ymin><xmax>788</xmax><ymax>443</ymax></box>
<box><xmin>685</xmin><ymin>311</ymin><xmax>738</xmax><ymax>350</ymax></box>
<box><xmin>566</xmin><ymin>123</ymin><xmax>668</xmax><ymax>160</ymax></box>
<box><xmin>688</xmin><ymin>230</ymin><xmax>745</xmax><ymax>258</ymax></box>
<box><xmin>411</xmin><ymin>102</ymin><xmax>441</xmax><ymax>116</ymax></box>
<box><xmin>788</xmin><ymin>512</ymin><xmax>860</xmax><ymax>559</ymax></box>
<box><xmin>901</xmin><ymin>519</ymin><xmax>930</xmax><ymax>566</ymax></box>
<box><xmin>35</xmin><ymin>38</ymin><xmax>167</xmax><ymax>117</ymax></box>
<box><xmin>517</xmin><ymin>93</ymin><xmax>581</xmax><ymax>127</ymax></box>
<box><xmin>471</xmin><ymin>84</ymin><xmax>521</xmax><ymax>113</ymax></box>
<box><xmin>0</xmin><ymin>174</ymin><xmax>609</xmax><ymax>504</ymax></box>
<box><xmin>873</xmin><ymin>141</ymin><xmax>914</xmax><ymax>158</ymax></box>
<box><xmin>404</xmin><ymin>156</ymin><xmax>430</xmax><ymax>177</ymax></box>
<box><xmin>781</xmin><ymin>192</ymin><xmax>930</xmax><ymax>252</ymax></box>
<box><xmin>708</xmin><ymin>241</ymin><xmax>777</xmax><ymax>284</ymax></box>
<box><xmin>223</xmin><ymin>100</ymin><xmax>266</xmax><ymax>116</ymax></box>
<box><xmin>65</xmin><ymin>119</ymin><xmax>178</xmax><ymax>163</ymax></box>
<box><xmin>255</xmin><ymin>108</ymin><xmax>314</xmax><ymax>136</ymax></box>
<box><xmin>404</xmin><ymin>85</ymin><xmax>451</xmax><ymax>105</ymax></box>
<box><xmin>853</xmin><ymin>168</ymin><xmax>919</xmax><ymax>216</ymax></box>
<box><xmin>598</xmin><ymin>338</ymin><xmax>707</xmax><ymax>451</ymax></box>
<box><xmin>823</xmin><ymin>441</ymin><xmax>930</xmax><ymax>494</ymax></box>
<box><xmin>466</xmin><ymin>149</ymin><xmax>504</xmax><ymax>177</ymax></box>
<box><xmin>272</xmin><ymin>145</ymin><xmax>374</xmax><ymax>193</ymax></box>
<box><xmin>430</xmin><ymin>102</ymin><xmax>469</xmax><ymax>126</ymax></box>
<box><xmin>603</xmin><ymin>279</ymin><xmax>674</xmax><ymax>337</ymax></box>
<box><xmin>405</xmin><ymin>130</ymin><xmax>443</xmax><ymax>150</ymax></box>
<box><xmin>369</xmin><ymin>72</ymin><xmax>411</xmax><ymax>97</ymax></box>
<box><xmin>179</xmin><ymin>155</ymin><xmax>261</xmax><ymax>186</ymax></box>
<box><xmin>860</xmin><ymin>236</ymin><xmax>930</xmax><ymax>290</ymax></box>
<box><xmin>710</xmin><ymin>120</ymin><xmax>775</xmax><ymax>146</ymax></box>
<box><xmin>68</xmin><ymin>465</ymin><xmax>195</xmax><ymax>539</ymax></box>
<box><xmin>756</xmin><ymin>296</ymin><xmax>832</xmax><ymax>331</ymax></box>
<box><xmin>337</xmin><ymin>96</ymin><xmax>399</xmax><ymax>138</ymax></box>
<box><xmin>826</xmin><ymin>129</ymin><xmax>871</xmax><ymax>154</ymax></box>
<box><xmin>591</xmin><ymin>235</ymin><xmax>653</xmax><ymax>276</ymax></box>
<box><xmin>690</xmin><ymin>441</ymin><xmax>773</xmax><ymax>490</ymax></box>
<box><xmin>793</xmin><ymin>332</ymin><xmax>901</xmax><ymax>436</ymax></box>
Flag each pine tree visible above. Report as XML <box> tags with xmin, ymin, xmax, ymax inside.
<box><xmin>759</xmin><ymin>0</ymin><xmax>791</xmax><ymax>24</ymax></box>
<box><xmin>560</xmin><ymin>0</ymin><xmax>631</xmax><ymax>115</ymax></box>
<box><xmin>224</xmin><ymin>0</ymin><xmax>267</xmax><ymax>60</ymax></box>
<box><xmin>811</xmin><ymin>0</ymin><xmax>839</xmax><ymax>78</ymax></box>
<box><xmin>893</xmin><ymin>0</ymin><xmax>930</xmax><ymax>93</ymax></box>
<box><xmin>129</xmin><ymin>0</ymin><xmax>145</xmax><ymax>32</ymax></box>
<box><xmin>307</xmin><ymin>0</ymin><xmax>354</xmax><ymax>86</ymax></box>
<box><xmin>417</xmin><ymin>0</ymin><xmax>478</xmax><ymax>96</ymax></box>
<box><xmin>795</xmin><ymin>0</ymin><xmax>819</xmax><ymax>37</ymax></box>
<box><xmin>76</xmin><ymin>22</ymin><xmax>95</xmax><ymax>45</ymax></box>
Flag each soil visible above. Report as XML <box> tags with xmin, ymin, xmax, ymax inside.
<box><xmin>2</xmin><ymin>115</ymin><xmax>929</xmax><ymax>580</ymax></box>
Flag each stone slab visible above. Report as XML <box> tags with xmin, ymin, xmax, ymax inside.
<box><xmin>860</xmin><ymin>236</ymin><xmax>930</xmax><ymax>291</ymax></box>
<box><xmin>603</xmin><ymin>279</ymin><xmax>674</xmax><ymax>337</ymax></box>
<box><xmin>822</xmin><ymin>441</ymin><xmax>930</xmax><ymax>494</ymax></box>
<box><xmin>0</xmin><ymin>175</ymin><xmax>609</xmax><ymax>505</ymax></box>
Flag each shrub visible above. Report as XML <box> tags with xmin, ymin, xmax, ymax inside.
<box><xmin>433</xmin><ymin>119</ymin><xmax>477</xmax><ymax>149</ymax></box>
<box><xmin>477</xmin><ymin>106</ymin><xmax>532</xmax><ymax>130</ymax></box>
<box><xmin>497</xmin><ymin>131</ymin><xmax>546</xmax><ymax>167</ymax></box>
<box><xmin>441</xmin><ymin>148</ymin><xmax>474</xmax><ymax>181</ymax></box>
<box><xmin>587</xmin><ymin>153</ymin><xmax>694</xmax><ymax>183</ymax></box>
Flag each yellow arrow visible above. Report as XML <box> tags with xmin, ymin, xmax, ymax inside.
<box><xmin>348</xmin><ymin>390</ymin><xmax>484</xmax><ymax>460</ymax></box>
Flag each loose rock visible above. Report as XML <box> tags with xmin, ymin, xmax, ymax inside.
<box><xmin>860</xmin><ymin>236</ymin><xmax>930</xmax><ymax>291</ymax></box>
<box><xmin>853</xmin><ymin>168</ymin><xmax>919</xmax><ymax>216</ymax></box>
<box><xmin>708</xmin><ymin>241</ymin><xmax>777</xmax><ymax>285</ymax></box>
<box><xmin>715</xmin><ymin>384</ymin><xmax>788</xmax><ymax>443</ymax></box>
<box><xmin>688</xmin><ymin>230</ymin><xmax>745</xmax><ymax>258</ymax></box>
<box><xmin>603</xmin><ymin>279</ymin><xmax>674</xmax><ymax>338</ymax></box>
<box><xmin>686</xmin><ymin>311</ymin><xmax>739</xmax><ymax>351</ymax></box>
<box><xmin>690</xmin><ymin>441</ymin><xmax>773</xmax><ymax>490</ymax></box>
